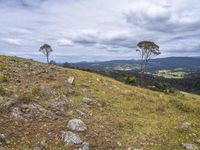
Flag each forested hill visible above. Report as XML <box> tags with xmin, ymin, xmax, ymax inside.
<box><xmin>70</xmin><ymin>57</ymin><xmax>200</xmax><ymax>71</ymax></box>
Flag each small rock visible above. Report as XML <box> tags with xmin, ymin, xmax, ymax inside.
<box><xmin>82</xmin><ymin>97</ymin><xmax>96</xmax><ymax>105</ymax></box>
<box><xmin>76</xmin><ymin>110</ymin><xmax>87</xmax><ymax>117</ymax></box>
<box><xmin>11</xmin><ymin>107</ymin><xmax>24</xmax><ymax>120</ymax></box>
<box><xmin>180</xmin><ymin>122</ymin><xmax>192</xmax><ymax>130</ymax></box>
<box><xmin>67</xmin><ymin>77</ymin><xmax>75</xmax><ymax>85</ymax></box>
<box><xmin>196</xmin><ymin>140</ymin><xmax>200</xmax><ymax>144</ymax></box>
<box><xmin>67</xmin><ymin>119</ymin><xmax>87</xmax><ymax>132</ymax></box>
<box><xmin>40</xmin><ymin>139</ymin><xmax>48</xmax><ymax>149</ymax></box>
<box><xmin>79</xmin><ymin>142</ymin><xmax>89</xmax><ymax>150</ymax></box>
<box><xmin>182</xmin><ymin>143</ymin><xmax>198</xmax><ymax>150</ymax></box>
<box><xmin>62</xmin><ymin>131</ymin><xmax>82</xmax><ymax>145</ymax></box>
<box><xmin>117</xmin><ymin>141</ymin><xmax>122</xmax><ymax>147</ymax></box>
<box><xmin>0</xmin><ymin>134</ymin><xmax>6</xmax><ymax>142</ymax></box>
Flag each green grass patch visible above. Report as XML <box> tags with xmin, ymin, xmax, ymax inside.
<box><xmin>0</xmin><ymin>74</ymin><xmax>7</xmax><ymax>83</ymax></box>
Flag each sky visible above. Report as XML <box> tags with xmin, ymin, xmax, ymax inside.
<box><xmin>0</xmin><ymin>0</ymin><xmax>200</xmax><ymax>62</ymax></box>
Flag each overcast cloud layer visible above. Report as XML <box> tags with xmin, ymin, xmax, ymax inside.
<box><xmin>0</xmin><ymin>0</ymin><xmax>200</xmax><ymax>62</ymax></box>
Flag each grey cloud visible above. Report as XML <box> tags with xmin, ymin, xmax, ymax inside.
<box><xmin>126</xmin><ymin>5</ymin><xmax>200</xmax><ymax>34</ymax></box>
<box><xmin>0</xmin><ymin>0</ymin><xmax>200</xmax><ymax>62</ymax></box>
<box><xmin>70</xmin><ymin>32</ymin><xmax>137</xmax><ymax>50</ymax></box>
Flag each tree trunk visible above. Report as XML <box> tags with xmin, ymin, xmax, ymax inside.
<box><xmin>140</xmin><ymin>62</ymin><xmax>145</xmax><ymax>86</ymax></box>
<box><xmin>46</xmin><ymin>54</ymin><xmax>49</xmax><ymax>64</ymax></box>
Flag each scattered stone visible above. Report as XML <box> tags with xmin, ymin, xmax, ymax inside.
<box><xmin>180</xmin><ymin>122</ymin><xmax>192</xmax><ymax>130</ymax></box>
<box><xmin>49</xmin><ymin>99</ymin><xmax>66</xmax><ymax>111</ymax></box>
<box><xmin>82</xmin><ymin>97</ymin><xmax>96</xmax><ymax>105</ymax></box>
<box><xmin>76</xmin><ymin>110</ymin><xmax>87</xmax><ymax>117</ymax></box>
<box><xmin>0</xmin><ymin>134</ymin><xmax>6</xmax><ymax>142</ymax></box>
<box><xmin>67</xmin><ymin>119</ymin><xmax>87</xmax><ymax>132</ymax></box>
<box><xmin>11</xmin><ymin>107</ymin><xmax>24</xmax><ymax>120</ymax></box>
<box><xmin>79</xmin><ymin>142</ymin><xmax>89</xmax><ymax>150</ymax></box>
<box><xmin>182</xmin><ymin>143</ymin><xmax>198</xmax><ymax>150</ymax></box>
<box><xmin>62</xmin><ymin>131</ymin><xmax>82</xmax><ymax>145</ymax></box>
<box><xmin>60</xmin><ymin>95</ymin><xmax>75</xmax><ymax>108</ymax></box>
<box><xmin>11</xmin><ymin>102</ymin><xmax>59</xmax><ymax>120</ymax></box>
<box><xmin>117</xmin><ymin>141</ymin><xmax>122</xmax><ymax>147</ymax></box>
<box><xmin>67</xmin><ymin>77</ymin><xmax>75</xmax><ymax>85</ymax></box>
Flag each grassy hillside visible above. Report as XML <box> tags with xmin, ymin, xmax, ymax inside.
<box><xmin>0</xmin><ymin>56</ymin><xmax>199</xmax><ymax>150</ymax></box>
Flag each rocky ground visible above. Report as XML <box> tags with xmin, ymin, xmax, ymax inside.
<box><xmin>0</xmin><ymin>56</ymin><xmax>200</xmax><ymax>150</ymax></box>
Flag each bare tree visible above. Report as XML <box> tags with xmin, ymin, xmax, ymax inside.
<box><xmin>39</xmin><ymin>44</ymin><xmax>53</xmax><ymax>64</ymax></box>
<box><xmin>136</xmin><ymin>41</ymin><xmax>161</xmax><ymax>86</ymax></box>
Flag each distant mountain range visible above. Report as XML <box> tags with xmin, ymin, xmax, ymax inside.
<box><xmin>70</xmin><ymin>57</ymin><xmax>200</xmax><ymax>72</ymax></box>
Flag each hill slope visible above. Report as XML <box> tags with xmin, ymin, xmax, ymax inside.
<box><xmin>0</xmin><ymin>56</ymin><xmax>200</xmax><ymax>150</ymax></box>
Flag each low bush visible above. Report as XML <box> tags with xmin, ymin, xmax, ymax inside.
<box><xmin>124</xmin><ymin>76</ymin><xmax>136</xmax><ymax>85</ymax></box>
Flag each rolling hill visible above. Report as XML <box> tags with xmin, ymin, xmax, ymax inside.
<box><xmin>0</xmin><ymin>56</ymin><xmax>200</xmax><ymax>150</ymax></box>
<box><xmin>71</xmin><ymin>57</ymin><xmax>200</xmax><ymax>72</ymax></box>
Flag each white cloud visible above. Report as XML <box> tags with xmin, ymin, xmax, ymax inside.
<box><xmin>57</xmin><ymin>39</ymin><xmax>74</xmax><ymax>46</ymax></box>
<box><xmin>1</xmin><ymin>38</ymin><xmax>22</xmax><ymax>46</ymax></box>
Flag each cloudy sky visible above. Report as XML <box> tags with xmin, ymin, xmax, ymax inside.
<box><xmin>0</xmin><ymin>0</ymin><xmax>200</xmax><ymax>62</ymax></box>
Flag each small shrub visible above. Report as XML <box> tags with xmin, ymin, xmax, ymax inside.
<box><xmin>124</xmin><ymin>76</ymin><xmax>136</xmax><ymax>85</ymax></box>
<box><xmin>20</xmin><ymin>104</ymin><xmax>30</xmax><ymax>113</ymax></box>
<box><xmin>49</xmin><ymin>60</ymin><xmax>57</xmax><ymax>65</ymax></box>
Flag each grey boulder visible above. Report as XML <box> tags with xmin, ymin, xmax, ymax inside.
<box><xmin>67</xmin><ymin>119</ymin><xmax>87</xmax><ymax>132</ymax></box>
<box><xmin>62</xmin><ymin>131</ymin><xmax>82</xmax><ymax>145</ymax></box>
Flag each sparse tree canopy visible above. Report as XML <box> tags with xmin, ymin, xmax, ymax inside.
<box><xmin>136</xmin><ymin>41</ymin><xmax>161</xmax><ymax>86</ymax></box>
<box><xmin>39</xmin><ymin>44</ymin><xmax>53</xmax><ymax>64</ymax></box>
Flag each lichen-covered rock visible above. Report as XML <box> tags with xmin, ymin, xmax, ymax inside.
<box><xmin>62</xmin><ymin>131</ymin><xmax>82</xmax><ymax>145</ymax></box>
<box><xmin>182</xmin><ymin>143</ymin><xmax>198</xmax><ymax>150</ymax></box>
<box><xmin>67</xmin><ymin>119</ymin><xmax>87</xmax><ymax>132</ymax></box>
